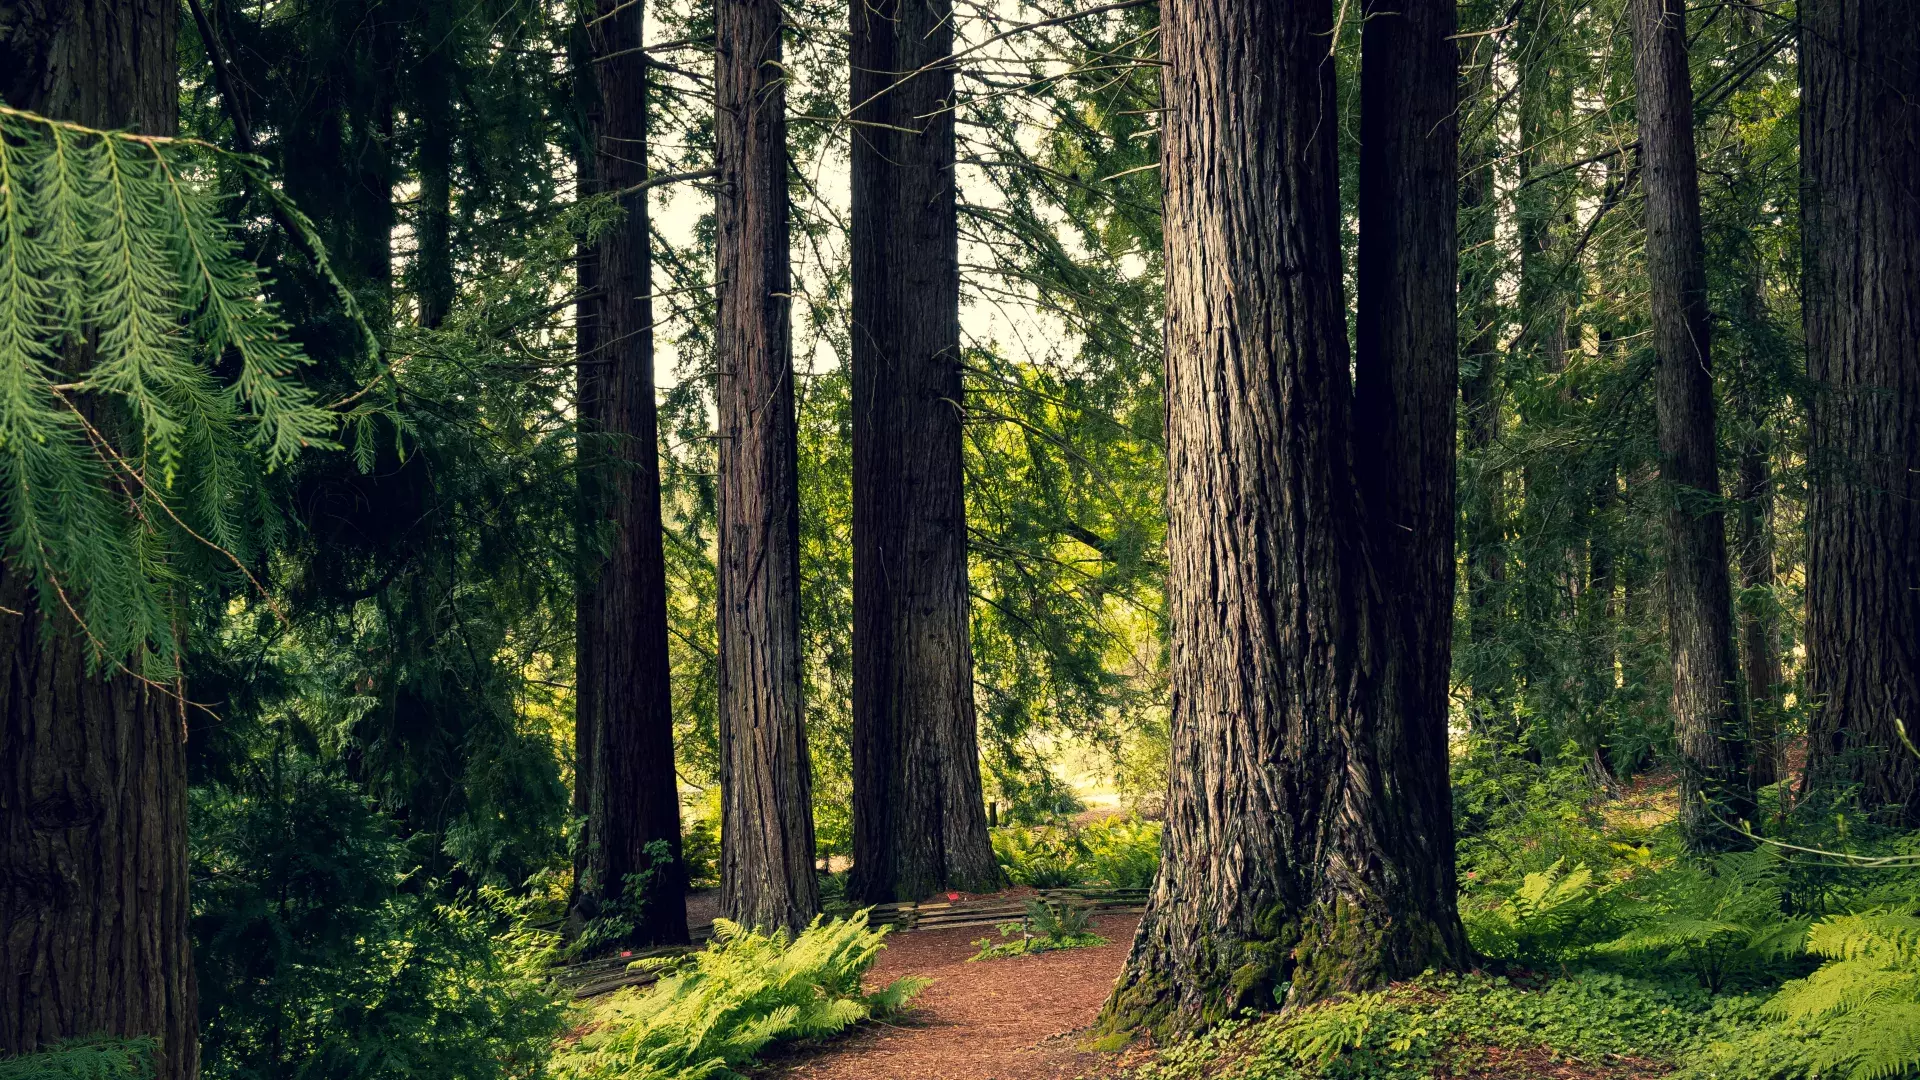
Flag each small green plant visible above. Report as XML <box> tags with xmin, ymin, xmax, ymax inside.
<box><xmin>971</xmin><ymin>899</ymin><xmax>1108</xmax><ymax>960</ymax></box>
<box><xmin>1765</xmin><ymin>912</ymin><xmax>1920</xmax><ymax>1080</ymax></box>
<box><xmin>1599</xmin><ymin>848</ymin><xmax>1808</xmax><ymax>990</ymax></box>
<box><xmin>1079</xmin><ymin>817</ymin><xmax>1162</xmax><ymax>889</ymax></box>
<box><xmin>990</xmin><ymin>816</ymin><xmax>1161</xmax><ymax>890</ymax></box>
<box><xmin>554</xmin><ymin>911</ymin><xmax>925</xmax><ymax>1080</ymax></box>
<box><xmin>0</xmin><ymin>1039</ymin><xmax>155</xmax><ymax>1080</ymax></box>
<box><xmin>1462</xmin><ymin>859</ymin><xmax>1615</xmax><ymax>963</ymax></box>
<box><xmin>572</xmin><ymin>840</ymin><xmax>678</xmax><ymax>957</ymax></box>
<box><xmin>991</xmin><ymin>825</ymin><xmax>1086</xmax><ymax>888</ymax></box>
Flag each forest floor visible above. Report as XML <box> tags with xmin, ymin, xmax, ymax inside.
<box><xmin>755</xmin><ymin>912</ymin><xmax>1143</xmax><ymax>1080</ymax></box>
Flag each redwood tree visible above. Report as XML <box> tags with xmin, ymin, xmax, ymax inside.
<box><xmin>1101</xmin><ymin>0</ymin><xmax>1462</xmax><ymax>1035</ymax></box>
<box><xmin>1629</xmin><ymin>0</ymin><xmax>1752</xmax><ymax>846</ymax></box>
<box><xmin>846</xmin><ymin>0</ymin><xmax>999</xmax><ymax>904</ymax></box>
<box><xmin>0</xmin><ymin>0</ymin><xmax>198</xmax><ymax>1076</ymax></box>
<box><xmin>570</xmin><ymin>0</ymin><xmax>688</xmax><ymax>943</ymax></box>
<box><xmin>715</xmin><ymin>0</ymin><xmax>819</xmax><ymax>934</ymax></box>
<box><xmin>1801</xmin><ymin>0</ymin><xmax>1920</xmax><ymax>821</ymax></box>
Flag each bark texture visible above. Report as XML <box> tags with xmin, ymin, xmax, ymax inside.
<box><xmin>715</xmin><ymin>0</ymin><xmax>819</xmax><ymax>935</ymax></box>
<box><xmin>846</xmin><ymin>0</ymin><xmax>999</xmax><ymax>904</ymax></box>
<box><xmin>1801</xmin><ymin>0</ymin><xmax>1920</xmax><ymax>822</ymax></box>
<box><xmin>1103</xmin><ymin>0</ymin><xmax>1462</xmax><ymax>1035</ymax></box>
<box><xmin>0</xmin><ymin>1</ymin><xmax>197</xmax><ymax>1075</ymax></box>
<box><xmin>1630</xmin><ymin>0</ymin><xmax>1753</xmax><ymax>846</ymax></box>
<box><xmin>571</xmin><ymin>0</ymin><xmax>688</xmax><ymax>944</ymax></box>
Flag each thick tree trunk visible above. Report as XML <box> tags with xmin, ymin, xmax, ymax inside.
<box><xmin>570</xmin><ymin>0</ymin><xmax>688</xmax><ymax>945</ymax></box>
<box><xmin>1630</xmin><ymin>0</ymin><xmax>1752</xmax><ymax>847</ymax></box>
<box><xmin>1801</xmin><ymin>0</ymin><xmax>1920</xmax><ymax>822</ymax></box>
<box><xmin>846</xmin><ymin>0</ymin><xmax>999</xmax><ymax>904</ymax></box>
<box><xmin>1333</xmin><ymin>0</ymin><xmax>1470</xmax><ymax>1002</ymax></box>
<box><xmin>1103</xmin><ymin>0</ymin><xmax>1459</xmax><ymax>1035</ymax></box>
<box><xmin>0</xmin><ymin>2</ymin><xmax>197</xmax><ymax>1076</ymax></box>
<box><xmin>715</xmin><ymin>0</ymin><xmax>819</xmax><ymax>935</ymax></box>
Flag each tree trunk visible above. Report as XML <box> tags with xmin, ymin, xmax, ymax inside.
<box><xmin>1514</xmin><ymin>4</ymin><xmax>1569</xmax><ymax>377</ymax></box>
<box><xmin>570</xmin><ymin>0</ymin><xmax>688</xmax><ymax>945</ymax></box>
<box><xmin>0</xmin><ymin>2</ymin><xmax>197</xmax><ymax>1077</ymax></box>
<box><xmin>715</xmin><ymin>0</ymin><xmax>819</xmax><ymax>935</ymax></box>
<box><xmin>1458</xmin><ymin>33</ymin><xmax>1507</xmax><ymax>726</ymax></box>
<box><xmin>1630</xmin><ymin>0</ymin><xmax>1752</xmax><ymax>847</ymax></box>
<box><xmin>1332</xmin><ymin>0</ymin><xmax>1470</xmax><ymax>1002</ymax></box>
<box><xmin>1801</xmin><ymin>0</ymin><xmax>1920</xmax><ymax>822</ymax></box>
<box><xmin>1102</xmin><ymin>0</ymin><xmax>1458</xmax><ymax>1035</ymax></box>
<box><xmin>1736</xmin><ymin>435</ymin><xmax>1781</xmax><ymax>790</ymax></box>
<box><xmin>413</xmin><ymin>2</ymin><xmax>456</xmax><ymax>331</ymax></box>
<box><xmin>846</xmin><ymin>0</ymin><xmax>999</xmax><ymax>904</ymax></box>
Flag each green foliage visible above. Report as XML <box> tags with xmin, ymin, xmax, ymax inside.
<box><xmin>990</xmin><ymin>816</ymin><xmax>1161</xmax><ymax>890</ymax></box>
<box><xmin>1462</xmin><ymin>859</ymin><xmax>1616</xmax><ymax>963</ymax></box>
<box><xmin>554</xmin><ymin>913</ymin><xmax>926</xmax><ymax>1080</ymax></box>
<box><xmin>1126</xmin><ymin>971</ymin><xmax>1772</xmax><ymax>1080</ymax></box>
<box><xmin>572</xmin><ymin>841</ymin><xmax>678</xmax><ymax>958</ymax></box>
<box><xmin>971</xmin><ymin>899</ymin><xmax>1108</xmax><ymax>961</ymax></box>
<box><xmin>0</xmin><ymin>1040</ymin><xmax>154</xmax><ymax>1080</ymax></box>
<box><xmin>1599</xmin><ymin>849</ymin><xmax>1809</xmax><ymax>991</ymax></box>
<box><xmin>0</xmin><ymin>105</ymin><xmax>341</xmax><ymax>668</ymax></box>
<box><xmin>190</xmin><ymin>760</ymin><xmax>565</xmax><ymax>1080</ymax></box>
<box><xmin>1765</xmin><ymin>913</ymin><xmax>1920</xmax><ymax>1080</ymax></box>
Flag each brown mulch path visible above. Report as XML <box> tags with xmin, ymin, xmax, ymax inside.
<box><xmin>756</xmin><ymin>913</ymin><xmax>1140</xmax><ymax>1080</ymax></box>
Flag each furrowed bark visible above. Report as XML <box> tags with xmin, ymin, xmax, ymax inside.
<box><xmin>1630</xmin><ymin>0</ymin><xmax>1752</xmax><ymax>847</ymax></box>
<box><xmin>715</xmin><ymin>0</ymin><xmax>819</xmax><ymax>935</ymax></box>
<box><xmin>1102</xmin><ymin>0</ymin><xmax>1380</xmax><ymax>1035</ymax></box>
<box><xmin>0</xmin><ymin>1</ymin><xmax>197</xmax><ymax>1076</ymax></box>
<box><xmin>570</xmin><ymin>0</ymin><xmax>688</xmax><ymax>945</ymax></box>
<box><xmin>847</xmin><ymin>0</ymin><xmax>1000</xmax><ymax>904</ymax></box>
<box><xmin>1801</xmin><ymin>0</ymin><xmax>1920</xmax><ymax>822</ymax></box>
<box><xmin>1318</xmin><ymin>0</ymin><xmax>1471</xmax><ymax>1001</ymax></box>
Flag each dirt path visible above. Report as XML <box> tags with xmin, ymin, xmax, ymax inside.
<box><xmin>757</xmin><ymin>914</ymin><xmax>1140</xmax><ymax>1080</ymax></box>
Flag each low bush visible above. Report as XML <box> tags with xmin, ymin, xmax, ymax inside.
<box><xmin>0</xmin><ymin>1039</ymin><xmax>156</xmax><ymax>1080</ymax></box>
<box><xmin>970</xmin><ymin>899</ymin><xmax>1108</xmax><ymax>960</ymax></box>
<box><xmin>553</xmin><ymin>912</ymin><xmax>925</xmax><ymax>1080</ymax></box>
<box><xmin>991</xmin><ymin>816</ymin><xmax>1161</xmax><ymax>890</ymax></box>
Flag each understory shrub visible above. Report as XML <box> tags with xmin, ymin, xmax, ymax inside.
<box><xmin>0</xmin><ymin>1039</ymin><xmax>156</xmax><ymax>1080</ymax></box>
<box><xmin>971</xmin><ymin>899</ymin><xmax>1108</xmax><ymax>960</ymax></box>
<box><xmin>553</xmin><ymin>912</ymin><xmax>926</xmax><ymax>1080</ymax></box>
<box><xmin>991</xmin><ymin>816</ymin><xmax>1161</xmax><ymax>889</ymax></box>
<box><xmin>1597</xmin><ymin>848</ymin><xmax>1808</xmax><ymax>991</ymax></box>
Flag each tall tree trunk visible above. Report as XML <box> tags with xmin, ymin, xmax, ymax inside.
<box><xmin>1103</xmin><ymin>0</ymin><xmax>1459</xmax><ymax>1035</ymax></box>
<box><xmin>1514</xmin><ymin>3</ymin><xmax>1569</xmax><ymax>378</ymax></box>
<box><xmin>0</xmin><ymin>2</ymin><xmax>197</xmax><ymax>1077</ymax></box>
<box><xmin>1458</xmin><ymin>36</ymin><xmax>1507</xmax><ymax>726</ymax></box>
<box><xmin>1324</xmin><ymin>0</ymin><xmax>1471</xmax><ymax>1003</ymax></box>
<box><xmin>1801</xmin><ymin>0</ymin><xmax>1920</xmax><ymax>822</ymax></box>
<box><xmin>715</xmin><ymin>0</ymin><xmax>819</xmax><ymax>934</ymax></box>
<box><xmin>414</xmin><ymin>2</ymin><xmax>456</xmax><ymax>331</ymax></box>
<box><xmin>846</xmin><ymin>0</ymin><xmax>999</xmax><ymax>904</ymax></box>
<box><xmin>1736</xmin><ymin>433</ymin><xmax>1781</xmax><ymax>790</ymax></box>
<box><xmin>570</xmin><ymin>0</ymin><xmax>688</xmax><ymax>944</ymax></box>
<box><xmin>1630</xmin><ymin>0</ymin><xmax>1752</xmax><ymax>847</ymax></box>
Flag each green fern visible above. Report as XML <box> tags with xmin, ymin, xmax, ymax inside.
<box><xmin>1599</xmin><ymin>848</ymin><xmax>1807</xmax><ymax>990</ymax></box>
<box><xmin>0</xmin><ymin>1038</ymin><xmax>154</xmax><ymax>1080</ymax></box>
<box><xmin>1766</xmin><ymin>913</ymin><xmax>1920</xmax><ymax>1080</ymax></box>
<box><xmin>0</xmin><ymin>105</ymin><xmax>344</xmax><ymax>669</ymax></box>
<box><xmin>553</xmin><ymin>911</ymin><xmax>927</xmax><ymax>1080</ymax></box>
<box><xmin>1463</xmin><ymin>859</ymin><xmax>1614</xmax><ymax>962</ymax></box>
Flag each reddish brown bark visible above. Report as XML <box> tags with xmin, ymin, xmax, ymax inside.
<box><xmin>0</xmin><ymin>1</ymin><xmax>197</xmax><ymax>1075</ymax></box>
<box><xmin>715</xmin><ymin>0</ymin><xmax>819</xmax><ymax>934</ymax></box>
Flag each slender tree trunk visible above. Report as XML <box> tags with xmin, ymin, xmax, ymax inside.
<box><xmin>1736</xmin><ymin>434</ymin><xmax>1781</xmax><ymax>789</ymax></box>
<box><xmin>414</xmin><ymin>3</ymin><xmax>456</xmax><ymax>331</ymax></box>
<box><xmin>715</xmin><ymin>0</ymin><xmax>819</xmax><ymax>935</ymax></box>
<box><xmin>570</xmin><ymin>0</ymin><xmax>688</xmax><ymax>944</ymax></box>
<box><xmin>1458</xmin><ymin>39</ymin><xmax>1507</xmax><ymax>726</ymax></box>
<box><xmin>0</xmin><ymin>2</ymin><xmax>197</xmax><ymax>1076</ymax></box>
<box><xmin>1630</xmin><ymin>0</ymin><xmax>1752</xmax><ymax>847</ymax></box>
<box><xmin>1514</xmin><ymin>4</ymin><xmax>1569</xmax><ymax>377</ymax></box>
<box><xmin>1331</xmin><ymin>0</ymin><xmax>1470</xmax><ymax>1003</ymax></box>
<box><xmin>846</xmin><ymin>0</ymin><xmax>999</xmax><ymax>904</ymax></box>
<box><xmin>1103</xmin><ymin>0</ymin><xmax>1460</xmax><ymax>1035</ymax></box>
<box><xmin>1801</xmin><ymin>0</ymin><xmax>1920</xmax><ymax>822</ymax></box>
